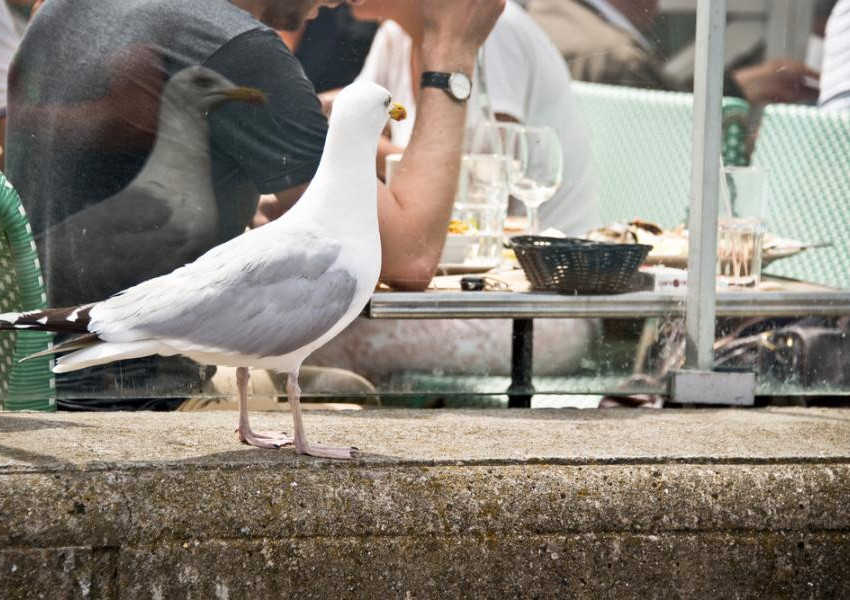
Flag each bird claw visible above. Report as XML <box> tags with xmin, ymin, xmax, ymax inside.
<box><xmin>297</xmin><ymin>444</ymin><xmax>359</xmax><ymax>460</ymax></box>
<box><xmin>237</xmin><ymin>429</ymin><xmax>294</xmax><ymax>449</ymax></box>
<box><xmin>254</xmin><ymin>430</ymin><xmax>290</xmax><ymax>440</ymax></box>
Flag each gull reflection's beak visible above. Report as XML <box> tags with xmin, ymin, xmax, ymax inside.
<box><xmin>222</xmin><ymin>86</ymin><xmax>267</xmax><ymax>106</ymax></box>
<box><xmin>389</xmin><ymin>102</ymin><xmax>407</xmax><ymax>121</ymax></box>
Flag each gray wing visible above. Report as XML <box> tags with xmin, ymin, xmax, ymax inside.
<box><xmin>41</xmin><ymin>180</ymin><xmax>218</xmax><ymax>304</ymax></box>
<box><xmin>90</xmin><ymin>226</ymin><xmax>358</xmax><ymax>358</ymax></box>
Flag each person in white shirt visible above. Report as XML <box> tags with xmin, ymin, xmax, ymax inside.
<box><xmin>352</xmin><ymin>0</ymin><xmax>600</xmax><ymax>236</ymax></box>
<box><xmin>819</xmin><ymin>0</ymin><xmax>850</xmax><ymax>110</ymax></box>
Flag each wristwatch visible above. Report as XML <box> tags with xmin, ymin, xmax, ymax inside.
<box><xmin>421</xmin><ymin>71</ymin><xmax>472</xmax><ymax>103</ymax></box>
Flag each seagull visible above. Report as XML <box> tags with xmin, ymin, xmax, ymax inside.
<box><xmin>1</xmin><ymin>79</ymin><xmax>407</xmax><ymax>460</ymax></box>
<box><xmin>39</xmin><ymin>66</ymin><xmax>268</xmax><ymax>305</ymax></box>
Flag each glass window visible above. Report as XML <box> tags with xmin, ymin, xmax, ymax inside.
<box><xmin>1</xmin><ymin>0</ymin><xmax>847</xmax><ymax>413</ymax></box>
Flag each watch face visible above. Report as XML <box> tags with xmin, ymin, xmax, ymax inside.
<box><xmin>448</xmin><ymin>73</ymin><xmax>472</xmax><ymax>101</ymax></box>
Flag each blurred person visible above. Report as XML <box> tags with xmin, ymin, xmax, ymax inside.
<box><xmin>527</xmin><ymin>0</ymin><xmax>819</xmax><ymax>107</ymax></box>
<box><xmin>6</xmin><ymin>0</ymin><xmax>505</xmax><ymax>407</ymax></box>
<box><xmin>804</xmin><ymin>0</ymin><xmax>838</xmax><ymax>81</ymax></box>
<box><xmin>527</xmin><ymin>0</ymin><xmax>668</xmax><ymax>89</ymax></box>
<box><xmin>306</xmin><ymin>0</ymin><xmax>599</xmax><ymax>385</ymax></box>
<box><xmin>813</xmin><ymin>0</ymin><xmax>840</xmax><ymax>37</ymax></box>
<box><xmin>278</xmin><ymin>4</ymin><xmax>378</xmax><ymax>93</ymax></box>
<box><xmin>819</xmin><ymin>0</ymin><xmax>850</xmax><ymax>111</ymax></box>
<box><xmin>0</xmin><ymin>0</ymin><xmax>25</xmax><ymax>171</ymax></box>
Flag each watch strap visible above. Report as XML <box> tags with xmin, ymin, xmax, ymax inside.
<box><xmin>420</xmin><ymin>71</ymin><xmax>471</xmax><ymax>103</ymax></box>
<box><xmin>420</xmin><ymin>71</ymin><xmax>452</xmax><ymax>90</ymax></box>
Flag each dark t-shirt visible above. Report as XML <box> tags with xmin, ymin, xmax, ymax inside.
<box><xmin>296</xmin><ymin>5</ymin><xmax>377</xmax><ymax>93</ymax></box>
<box><xmin>6</xmin><ymin>0</ymin><xmax>328</xmax><ymax>307</ymax></box>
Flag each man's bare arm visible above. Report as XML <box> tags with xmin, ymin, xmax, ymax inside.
<box><xmin>376</xmin><ymin>0</ymin><xmax>505</xmax><ymax>290</ymax></box>
<box><xmin>252</xmin><ymin>184</ymin><xmax>309</xmax><ymax>228</ymax></box>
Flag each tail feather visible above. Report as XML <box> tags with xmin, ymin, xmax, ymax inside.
<box><xmin>53</xmin><ymin>340</ymin><xmax>167</xmax><ymax>373</ymax></box>
<box><xmin>20</xmin><ymin>333</ymin><xmax>100</xmax><ymax>362</ymax></box>
<box><xmin>0</xmin><ymin>305</ymin><xmax>94</xmax><ymax>334</ymax></box>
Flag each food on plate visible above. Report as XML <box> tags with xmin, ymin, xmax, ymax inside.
<box><xmin>448</xmin><ymin>218</ymin><xmax>470</xmax><ymax>234</ymax></box>
<box><xmin>586</xmin><ymin>220</ymin><xmax>685</xmax><ymax>255</ymax></box>
<box><xmin>586</xmin><ymin>220</ymin><xmax>814</xmax><ymax>267</ymax></box>
<box><xmin>628</xmin><ymin>218</ymin><xmax>664</xmax><ymax>235</ymax></box>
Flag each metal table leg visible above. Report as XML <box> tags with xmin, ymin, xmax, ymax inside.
<box><xmin>508</xmin><ymin>318</ymin><xmax>534</xmax><ymax>408</ymax></box>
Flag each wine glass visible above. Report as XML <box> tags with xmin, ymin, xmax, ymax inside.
<box><xmin>509</xmin><ymin>126</ymin><xmax>563</xmax><ymax>235</ymax></box>
<box><xmin>466</xmin><ymin>121</ymin><xmax>520</xmax><ymax>198</ymax></box>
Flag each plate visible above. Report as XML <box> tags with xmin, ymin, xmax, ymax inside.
<box><xmin>645</xmin><ymin>245</ymin><xmax>806</xmax><ymax>268</ymax></box>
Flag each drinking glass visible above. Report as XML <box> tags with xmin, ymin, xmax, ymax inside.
<box><xmin>717</xmin><ymin>166</ymin><xmax>768</xmax><ymax>287</ymax></box>
<box><xmin>446</xmin><ymin>123</ymin><xmax>514</xmax><ymax>267</ymax></box>
<box><xmin>384</xmin><ymin>152</ymin><xmax>403</xmax><ymax>186</ymax></box>
<box><xmin>508</xmin><ymin>126</ymin><xmax>563</xmax><ymax>234</ymax></box>
<box><xmin>467</xmin><ymin>121</ymin><xmax>519</xmax><ymax>162</ymax></box>
<box><xmin>723</xmin><ymin>165</ymin><xmax>768</xmax><ymax>219</ymax></box>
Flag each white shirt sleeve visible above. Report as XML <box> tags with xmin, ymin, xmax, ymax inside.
<box><xmin>819</xmin><ymin>0</ymin><xmax>850</xmax><ymax>110</ymax></box>
<box><xmin>353</xmin><ymin>21</ymin><xmax>416</xmax><ymax>146</ymax></box>
<box><xmin>0</xmin><ymin>3</ymin><xmax>21</xmax><ymax>108</ymax></box>
<box><xmin>355</xmin><ymin>22</ymin><xmax>395</xmax><ymax>89</ymax></box>
<box><xmin>480</xmin><ymin>16</ymin><xmax>530</xmax><ymax>123</ymax></box>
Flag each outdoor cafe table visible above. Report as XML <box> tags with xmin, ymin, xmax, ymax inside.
<box><xmin>366</xmin><ymin>273</ymin><xmax>850</xmax><ymax>406</ymax></box>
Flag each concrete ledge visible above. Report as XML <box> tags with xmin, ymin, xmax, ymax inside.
<box><xmin>1</xmin><ymin>408</ymin><xmax>849</xmax><ymax>598</ymax></box>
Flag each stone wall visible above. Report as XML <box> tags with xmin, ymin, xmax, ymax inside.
<box><xmin>1</xmin><ymin>408</ymin><xmax>848</xmax><ymax>598</ymax></box>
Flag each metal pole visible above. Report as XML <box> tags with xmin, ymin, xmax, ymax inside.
<box><xmin>685</xmin><ymin>0</ymin><xmax>726</xmax><ymax>371</ymax></box>
<box><xmin>507</xmin><ymin>319</ymin><xmax>534</xmax><ymax>408</ymax></box>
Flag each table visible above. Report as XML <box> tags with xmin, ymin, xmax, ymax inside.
<box><xmin>367</xmin><ymin>276</ymin><xmax>850</xmax><ymax>406</ymax></box>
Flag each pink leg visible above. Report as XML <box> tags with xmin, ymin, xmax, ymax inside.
<box><xmin>235</xmin><ymin>367</ymin><xmax>293</xmax><ymax>449</ymax></box>
<box><xmin>287</xmin><ymin>370</ymin><xmax>358</xmax><ymax>460</ymax></box>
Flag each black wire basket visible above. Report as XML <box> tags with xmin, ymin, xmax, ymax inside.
<box><xmin>511</xmin><ymin>236</ymin><xmax>653</xmax><ymax>294</ymax></box>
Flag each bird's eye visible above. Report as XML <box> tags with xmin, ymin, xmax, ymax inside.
<box><xmin>194</xmin><ymin>76</ymin><xmax>215</xmax><ymax>89</ymax></box>
<box><xmin>384</xmin><ymin>97</ymin><xmax>391</xmax><ymax>107</ymax></box>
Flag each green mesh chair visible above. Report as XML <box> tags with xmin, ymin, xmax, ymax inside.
<box><xmin>572</xmin><ymin>81</ymin><xmax>750</xmax><ymax>228</ymax></box>
<box><xmin>0</xmin><ymin>173</ymin><xmax>55</xmax><ymax>411</ymax></box>
<box><xmin>751</xmin><ymin>104</ymin><xmax>850</xmax><ymax>290</ymax></box>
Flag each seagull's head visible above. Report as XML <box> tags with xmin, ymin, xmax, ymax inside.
<box><xmin>328</xmin><ymin>81</ymin><xmax>406</xmax><ymax>144</ymax></box>
<box><xmin>166</xmin><ymin>66</ymin><xmax>267</xmax><ymax>115</ymax></box>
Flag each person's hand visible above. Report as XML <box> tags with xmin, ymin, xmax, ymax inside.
<box><xmin>6</xmin><ymin>0</ymin><xmax>43</xmax><ymax>17</ymax></box>
<box><xmin>253</xmin><ymin>194</ymin><xmax>286</xmax><ymax>228</ymax></box>
<box><xmin>732</xmin><ymin>58</ymin><xmax>819</xmax><ymax>106</ymax></box>
<box><xmin>317</xmin><ymin>89</ymin><xmax>340</xmax><ymax>118</ymax></box>
<box><xmin>252</xmin><ymin>185</ymin><xmax>307</xmax><ymax>228</ymax></box>
<box><xmin>101</xmin><ymin>45</ymin><xmax>166</xmax><ymax>150</ymax></box>
<box><xmin>418</xmin><ymin>0</ymin><xmax>505</xmax><ymax>69</ymax></box>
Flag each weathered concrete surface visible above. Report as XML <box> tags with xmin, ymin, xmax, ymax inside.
<box><xmin>0</xmin><ymin>408</ymin><xmax>849</xmax><ymax>598</ymax></box>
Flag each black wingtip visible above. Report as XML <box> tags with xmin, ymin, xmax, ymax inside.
<box><xmin>0</xmin><ymin>305</ymin><xmax>94</xmax><ymax>334</ymax></box>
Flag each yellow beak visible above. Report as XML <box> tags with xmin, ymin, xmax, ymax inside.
<box><xmin>389</xmin><ymin>102</ymin><xmax>407</xmax><ymax>121</ymax></box>
<box><xmin>222</xmin><ymin>86</ymin><xmax>267</xmax><ymax>105</ymax></box>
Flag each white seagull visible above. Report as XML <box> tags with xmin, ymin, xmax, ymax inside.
<box><xmin>1</xmin><ymin>78</ymin><xmax>407</xmax><ymax>460</ymax></box>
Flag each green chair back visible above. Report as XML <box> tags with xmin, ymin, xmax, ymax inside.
<box><xmin>0</xmin><ymin>173</ymin><xmax>54</xmax><ymax>411</ymax></box>
<box><xmin>751</xmin><ymin>104</ymin><xmax>850</xmax><ymax>290</ymax></box>
<box><xmin>572</xmin><ymin>81</ymin><xmax>750</xmax><ymax>229</ymax></box>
